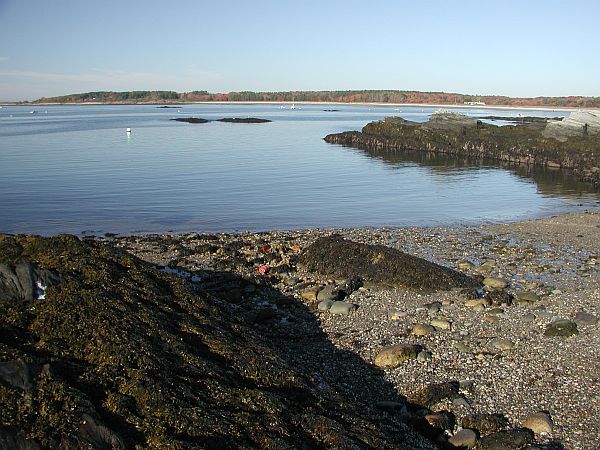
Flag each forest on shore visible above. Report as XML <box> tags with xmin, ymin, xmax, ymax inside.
<box><xmin>29</xmin><ymin>89</ymin><xmax>600</xmax><ymax>108</ymax></box>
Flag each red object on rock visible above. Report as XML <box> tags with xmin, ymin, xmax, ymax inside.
<box><xmin>258</xmin><ymin>265</ymin><xmax>269</xmax><ymax>275</ymax></box>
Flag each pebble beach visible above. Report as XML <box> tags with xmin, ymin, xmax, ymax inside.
<box><xmin>110</xmin><ymin>210</ymin><xmax>600</xmax><ymax>449</ymax></box>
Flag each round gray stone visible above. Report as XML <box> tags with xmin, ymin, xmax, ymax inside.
<box><xmin>329</xmin><ymin>301</ymin><xmax>357</xmax><ymax>315</ymax></box>
<box><xmin>317</xmin><ymin>300</ymin><xmax>334</xmax><ymax>311</ymax></box>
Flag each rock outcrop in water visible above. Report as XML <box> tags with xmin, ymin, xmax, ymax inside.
<box><xmin>0</xmin><ymin>234</ymin><xmax>435</xmax><ymax>449</ymax></box>
<box><xmin>324</xmin><ymin>110</ymin><xmax>600</xmax><ymax>188</ymax></box>
<box><xmin>171</xmin><ymin>117</ymin><xmax>271</xmax><ymax>124</ymax></box>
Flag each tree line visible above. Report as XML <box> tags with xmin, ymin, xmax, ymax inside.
<box><xmin>32</xmin><ymin>90</ymin><xmax>600</xmax><ymax>108</ymax></box>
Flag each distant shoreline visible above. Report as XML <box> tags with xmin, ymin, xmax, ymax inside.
<box><xmin>0</xmin><ymin>100</ymin><xmax>589</xmax><ymax>113</ymax></box>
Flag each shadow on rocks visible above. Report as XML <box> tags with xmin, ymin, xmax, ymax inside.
<box><xmin>0</xmin><ymin>234</ymin><xmax>440</xmax><ymax>449</ymax></box>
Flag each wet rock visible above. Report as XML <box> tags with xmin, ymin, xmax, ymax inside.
<box><xmin>515</xmin><ymin>291</ymin><xmax>541</xmax><ymax>304</ymax></box>
<box><xmin>459</xmin><ymin>288</ymin><xmax>480</xmax><ymax>301</ymax></box>
<box><xmin>251</xmin><ymin>308</ymin><xmax>281</xmax><ymax>323</ymax></box>
<box><xmin>300</xmin><ymin>286</ymin><xmax>320</xmax><ymax>302</ymax></box>
<box><xmin>447</xmin><ymin>428</ymin><xmax>478</xmax><ymax>448</ymax></box>
<box><xmin>300</xmin><ymin>235</ymin><xmax>480</xmax><ymax>290</ymax></box>
<box><xmin>458</xmin><ymin>261</ymin><xmax>475</xmax><ymax>271</ymax></box>
<box><xmin>461</xmin><ymin>413</ymin><xmax>510</xmax><ymax>434</ymax></box>
<box><xmin>71</xmin><ymin>414</ymin><xmax>125</xmax><ymax>449</ymax></box>
<box><xmin>477</xmin><ymin>427</ymin><xmax>534</xmax><ymax>450</ymax></box>
<box><xmin>484</xmin><ymin>314</ymin><xmax>499</xmax><ymax>323</ymax></box>
<box><xmin>424</xmin><ymin>301</ymin><xmax>442</xmax><ymax>314</ymax></box>
<box><xmin>521</xmin><ymin>313</ymin><xmax>536</xmax><ymax>323</ymax></box>
<box><xmin>483</xmin><ymin>277</ymin><xmax>508</xmax><ymax>289</ymax></box>
<box><xmin>573</xmin><ymin>310</ymin><xmax>598</xmax><ymax>326</ymax></box>
<box><xmin>0</xmin><ymin>426</ymin><xmax>41</xmax><ymax>450</ymax></box>
<box><xmin>374</xmin><ymin>344</ymin><xmax>420</xmax><ymax>368</ymax></box>
<box><xmin>375</xmin><ymin>400</ymin><xmax>407</xmax><ymax>414</ymax></box>
<box><xmin>424</xmin><ymin>411</ymin><xmax>455</xmax><ymax>431</ymax></box>
<box><xmin>389</xmin><ymin>309</ymin><xmax>407</xmax><ymax>320</ymax></box>
<box><xmin>317</xmin><ymin>300</ymin><xmax>334</xmax><ymax>311</ymax></box>
<box><xmin>0</xmin><ymin>234</ymin><xmax>436</xmax><ymax>449</ymax></box>
<box><xmin>283</xmin><ymin>276</ymin><xmax>300</xmax><ymax>287</ymax></box>
<box><xmin>523</xmin><ymin>411</ymin><xmax>553</xmax><ymax>434</ymax></box>
<box><xmin>452</xmin><ymin>396</ymin><xmax>472</xmax><ymax>409</ymax></box>
<box><xmin>408</xmin><ymin>381</ymin><xmax>459</xmax><ymax>408</ymax></box>
<box><xmin>417</xmin><ymin>351</ymin><xmax>433</xmax><ymax>363</ymax></box>
<box><xmin>484</xmin><ymin>290</ymin><xmax>513</xmax><ymax>306</ymax></box>
<box><xmin>328</xmin><ymin>301</ymin><xmax>356</xmax><ymax>315</ymax></box>
<box><xmin>170</xmin><ymin>117</ymin><xmax>210</xmax><ymax>123</ymax></box>
<box><xmin>465</xmin><ymin>298</ymin><xmax>491</xmax><ymax>308</ymax></box>
<box><xmin>476</xmin><ymin>261</ymin><xmax>497</xmax><ymax>273</ymax></box>
<box><xmin>316</xmin><ymin>284</ymin><xmax>342</xmax><ymax>302</ymax></box>
<box><xmin>544</xmin><ymin>319</ymin><xmax>579</xmax><ymax>337</ymax></box>
<box><xmin>0</xmin><ymin>359</ymin><xmax>34</xmax><ymax>392</ymax></box>
<box><xmin>453</xmin><ymin>342</ymin><xmax>470</xmax><ymax>353</ymax></box>
<box><xmin>338</xmin><ymin>276</ymin><xmax>363</xmax><ymax>296</ymax></box>
<box><xmin>216</xmin><ymin>117</ymin><xmax>271</xmax><ymax>123</ymax></box>
<box><xmin>0</xmin><ymin>263</ymin><xmax>59</xmax><ymax>302</ymax></box>
<box><xmin>412</xmin><ymin>323</ymin><xmax>435</xmax><ymax>336</ymax></box>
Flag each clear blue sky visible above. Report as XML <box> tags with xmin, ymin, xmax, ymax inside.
<box><xmin>1</xmin><ymin>0</ymin><xmax>598</xmax><ymax>101</ymax></box>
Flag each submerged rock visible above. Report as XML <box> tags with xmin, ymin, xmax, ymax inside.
<box><xmin>300</xmin><ymin>235</ymin><xmax>480</xmax><ymax>291</ymax></box>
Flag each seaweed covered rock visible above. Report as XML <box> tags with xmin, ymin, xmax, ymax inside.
<box><xmin>0</xmin><ymin>234</ymin><xmax>434</xmax><ymax>449</ymax></box>
<box><xmin>324</xmin><ymin>112</ymin><xmax>600</xmax><ymax>188</ymax></box>
<box><xmin>300</xmin><ymin>235</ymin><xmax>480</xmax><ymax>290</ymax></box>
<box><xmin>407</xmin><ymin>381</ymin><xmax>460</xmax><ymax>408</ymax></box>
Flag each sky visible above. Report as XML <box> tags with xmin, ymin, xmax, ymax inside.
<box><xmin>0</xmin><ymin>0</ymin><xmax>599</xmax><ymax>101</ymax></box>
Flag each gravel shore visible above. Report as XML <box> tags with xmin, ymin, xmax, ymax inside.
<box><xmin>113</xmin><ymin>211</ymin><xmax>600</xmax><ymax>449</ymax></box>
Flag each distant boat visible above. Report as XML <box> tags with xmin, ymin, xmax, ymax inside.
<box><xmin>29</xmin><ymin>110</ymin><xmax>37</xmax><ymax>114</ymax></box>
<box><xmin>290</xmin><ymin>103</ymin><xmax>296</xmax><ymax>110</ymax></box>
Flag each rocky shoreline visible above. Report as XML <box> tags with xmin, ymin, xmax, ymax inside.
<box><xmin>324</xmin><ymin>111</ymin><xmax>600</xmax><ymax>188</ymax></box>
<box><xmin>1</xmin><ymin>211</ymin><xmax>599</xmax><ymax>449</ymax></box>
<box><xmin>112</xmin><ymin>211</ymin><xmax>599</xmax><ymax>449</ymax></box>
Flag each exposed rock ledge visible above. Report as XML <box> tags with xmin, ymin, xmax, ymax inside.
<box><xmin>171</xmin><ymin>117</ymin><xmax>271</xmax><ymax>124</ymax></box>
<box><xmin>324</xmin><ymin>111</ymin><xmax>600</xmax><ymax>188</ymax></box>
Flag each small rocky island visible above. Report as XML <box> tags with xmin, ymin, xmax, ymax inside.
<box><xmin>325</xmin><ymin>110</ymin><xmax>600</xmax><ymax>188</ymax></box>
<box><xmin>171</xmin><ymin>117</ymin><xmax>271</xmax><ymax>124</ymax></box>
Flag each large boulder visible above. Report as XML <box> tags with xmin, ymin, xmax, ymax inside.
<box><xmin>300</xmin><ymin>235</ymin><xmax>480</xmax><ymax>291</ymax></box>
<box><xmin>543</xmin><ymin>110</ymin><xmax>600</xmax><ymax>141</ymax></box>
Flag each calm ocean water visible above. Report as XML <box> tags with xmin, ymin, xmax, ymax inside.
<box><xmin>0</xmin><ymin>103</ymin><xmax>597</xmax><ymax>235</ymax></box>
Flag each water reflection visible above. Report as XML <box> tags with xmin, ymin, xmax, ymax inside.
<box><xmin>355</xmin><ymin>147</ymin><xmax>599</xmax><ymax>200</ymax></box>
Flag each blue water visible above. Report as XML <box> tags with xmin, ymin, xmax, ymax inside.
<box><xmin>0</xmin><ymin>103</ymin><xmax>596</xmax><ymax>235</ymax></box>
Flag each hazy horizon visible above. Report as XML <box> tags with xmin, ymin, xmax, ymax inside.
<box><xmin>1</xmin><ymin>0</ymin><xmax>599</xmax><ymax>102</ymax></box>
